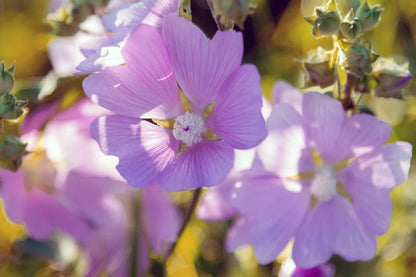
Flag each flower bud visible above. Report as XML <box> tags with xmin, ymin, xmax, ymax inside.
<box><xmin>315</xmin><ymin>9</ymin><xmax>341</xmax><ymax>36</ymax></box>
<box><xmin>0</xmin><ymin>94</ymin><xmax>26</xmax><ymax>120</ymax></box>
<box><xmin>372</xmin><ymin>57</ymin><xmax>412</xmax><ymax>99</ymax></box>
<box><xmin>301</xmin><ymin>47</ymin><xmax>335</xmax><ymax>88</ymax></box>
<box><xmin>304</xmin><ymin>0</ymin><xmax>341</xmax><ymax>37</ymax></box>
<box><xmin>0</xmin><ymin>61</ymin><xmax>15</xmax><ymax>95</ymax></box>
<box><xmin>339</xmin><ymin>42</ymin><xmax>379</xmax><ymax>77</ymax></box>
<box><xmin>356</xmin><ymin>0</ymin><xmax>383</xmax><ymax>32</ymax></box>
<box><xmin>340</xmin><ymin>9</ymin><xmax>361</xmax><ymax>41</ymax></box>
<box><xmin>0</xmin><ymin>133</ymin><xmax>27</xmax><ymax>172</ymax></box>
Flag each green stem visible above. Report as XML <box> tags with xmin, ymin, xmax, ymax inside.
<box><xmin>165</xmin><ymin>188</ymin><xmax>202</xmax><ymax>260</ymax></box>
<box><xmin>130</xmin><ymin>190</ymin><xmax>141</xmax><ymax>277</ymax></box>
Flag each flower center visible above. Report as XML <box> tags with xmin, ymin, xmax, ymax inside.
<box><xmin>173</xmin><ymin>112</ymin><xmax>206</xmax><ymax>147</ymax></box>
<box><xmin>310</xmin><ymin>165</ymin><xmax>337</xmax><ymax>201</ymax></box>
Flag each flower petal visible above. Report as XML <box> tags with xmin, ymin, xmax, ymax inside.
<box><xmin>293</xmin><ymin>196</ymin><xmax>377</xmax><ymax>268</ymax></box>
<box><xmin>62</xmin><ymin>171</ymin><xmax>127</xmax><ymax>231</ymax></box>
<box><xmin>23</xmin><ymin>193</ymin><xmax>94</xmax><ymax>242</ymax></box>
<box><xmin>162</xmin><ymin>14</ymin><xmax>243</xmax><ymax>113</ymax></box>
<box><xmin>208</xmin><ymin>64</ymin><xmax>267</xmax><ymax>149</ymax></box>
<box><xmin>302</xmin><ymin>92</ymin><xmax>346</xmax><ymax>162</ymax></box>
<box><xmin>341</xmin><ymin>178</ymin><xmax>392</xmax><ymax>235</ymax></box>
<box><xmin>142</xmin><ymin>185</ymin><xmax>181</xmax><ymax>255</ymax></box>
<box><xmin>91</xmin><ymin>115</ymin><xmax>178</xmax><ymax>188</ymax></box>
<box><xmin>0</xmin><ymin>170</ymin><xmax>26</xmax><ymax>222</ymax></box>
<box><xmin>231</xmin><ymin>177</ymin><xmax>309</xmax><ymax>264</ymax></box>
<box><xmin>325</xmin><ymin>114</ymin><xmax>392</xmax><ymax>163</ymax></box>
<box><xmin>159</xmin><ymin>141</ymin><xmax>234</xmax><ymax>190</ymax></box>
<box><xmin>76</xmin><ymin>46</ymin><xmax>125</xmax><ymax>74</ymax></box>
<box><xmin>84</xmin><ymin>25</ymin><xmax>181</xmax><ymax>119</ymax></box>
<box><xmin>226</xmin><ymin>217</ymin><xmax>253</xmax><ymax>251</ymax></box>
<box><xmin>196</xmin><ymin>172</ymin><xmax>239</xmax><ymax>221</ymax></box>
<box><xmin>272</xmin><ymin>81</ymin><xmax>303</xmax><ymax>113</ymax></box>
<box><xmin>339</xmin><ymin>142</ymin><xmax>412</xmax><ymax>189</ymax></box>
<box><xmin>257</xmin><ymin>103</ymin><xmax>314</xmax><ymax>177</ymax></box>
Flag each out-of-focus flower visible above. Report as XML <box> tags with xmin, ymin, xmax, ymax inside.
<box><xmin>84</xmin><ymin>15</ymin><xmax>266</xmax><ymax>190</ymax></box>
<box><xmin>211</xmin><ymin>81</ymin><xmax>411</xmax><ymax>268</ymax></box>
<box><xmin>0</xmin><ymin>99</ymin><xmax>181</xmax><ymax>275</ymax></box>
<box><xmin>47</xmin><ymin>0</ymin><xmax>179</xmax><ymax>77</ymax></box>
<box><xmin>372</xmin><ymin>57</ymin><xmax>412</xmax><ymax>99</ymax></box>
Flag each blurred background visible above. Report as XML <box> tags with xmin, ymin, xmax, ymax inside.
<box><xmin>0</xmin><ymin>0</ymin><xmax>416</xmax><ymax>276</ymax></box>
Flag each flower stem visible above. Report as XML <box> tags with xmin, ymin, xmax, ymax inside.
<box><xmin>165</xmin><ymin>188</ymin><xmax>202</xmax><ymax>260</ymax></box>
<box><xmin>342</xmin><ymin>73</ymin><xmax>357</xmax><ymax>111</ymax></box>
<box><xmin>130</xmin><ymin>190</ymin><xmax>141</xmax><ymax>277</ymax></box>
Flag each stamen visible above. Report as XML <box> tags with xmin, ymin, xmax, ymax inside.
<box><xmin>173</xmin><ymin>112</ymin><xmax>206</xmax><ymax>147</ymax></box>
<box><xmin>310</xmin><ymin>165</ymin><xmax>337</xmax><ymax>201</ymax></box>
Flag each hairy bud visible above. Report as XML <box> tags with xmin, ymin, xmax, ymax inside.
<box><xmin>356</xmin><ymin>0</ymin><xmax>383</xmax><ymax>32</ymax></box>
<box><xmin>340</xmin><ymin>9</ymin><xmax>361</xmax><ymax>41</ymax></box>
<box><xmin>372</xmin><ymin>58</ymin><xmax>412</xmax><ymax>99</ymax></box>
<box><xmin>302</xmin><ymin>47</ymin><xmax>335</xmax><ymax>88</ymax></box>
<box><xmin>0</xmin><ymin>133</ymin><xmax>27</xmax><ymax>172</ymax></box>
<box><xmin>0</xmin><ymin>61</ymin><xmax>15</xmax><ymax>96</ymax></box>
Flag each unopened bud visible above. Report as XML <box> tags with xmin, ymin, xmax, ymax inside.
<box><xmin>372</xmin><ymin>57</ymin><xmax>412</xmax><ymax>99</ymax></box>
<box><xmin>302</xmin><ymin>47</ymin><xmax>335</xmax><ymax>88</ymax></box>
<box><xmin>340</xmin><ymin>42</ymin><xmax>378</xmax><ymax>77</ymax></box>
<box><xmin>356</xmin><ymin>0</ymin><xmax>383</xmax><ymax>32</ymax></box>
<box><xmin>307</xmin><ymin>8</ymin><xmax>341</xmax><ymax>37</ymax></box>
<box><xmin>0</xmin><ymin>61</ymin><xmax>15</xmax><ymax>95</ymax></box>
<box><xmin>305</xmin><ymin>0</ymin><xmax>341</xmax><ymax>37</ymax></box>
<box><xmin>0</xmin><ymin>94</ymin><xmax>26</xmax><ymax>120</ymax></box>
<box><xmin>340</xmin><ymin>9</ymin><xmax>361</xmax><ymax>41</ymax></box>
<box><xmin>0</xmin><ymin>133</ymin><xmax>27</xmax><ymax>172</ymax></box>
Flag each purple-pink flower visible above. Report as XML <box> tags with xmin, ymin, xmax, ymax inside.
<box><xmin>83</xmin><ymin>15</ymin><xmax>267</xmax><ymax>190</ymax></box>
<box><xmin>47</xmin><ymin>0</ymin><xmax>179</xmax><ymax>76</ymax></box>
<box><xmin>200</xmin><ymin>81</ymin><xmax>412</xmax><ymax>268</ymax></box>
<box><xmin>0</xmin><ymin>99</ymin><xmax>181</xmax><ymax>275</ymax></box>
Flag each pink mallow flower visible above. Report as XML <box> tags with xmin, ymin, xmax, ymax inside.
<box><xmin>47</xmin><ymin>0</ymin><xmax>179</xmax><ymax>76</ymax></box>
<box><xmin>0</xmin><ymin>99</ymin><xmax>180</xmax><ymax>276</ymax></box>
<box><xmin>204</xmin><ymin>81</ymin><xmax>412</xmax><ymax>268</ymax></box>
<box><xmin>83</xmin><ymin>14</ymin><xmax>267</xmax><ymax>190</ymax></box>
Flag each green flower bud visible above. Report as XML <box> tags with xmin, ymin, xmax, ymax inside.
<box><xmin>372</xmin><ymin>57</ymin><xmax>412</xmax><ymax>99</ymax></box>
<box><xmin>356</xmin><ymin>0</ymin><xmax>383</xmax><ymax>32</ymax></box>
<box><xmin>0</xmin><ymin>133</ymin><xmax>27</xmax><ymax>172</ymax></box>
<box><xmin>302</xmin><ymin>47</ymin><xmax>335</xmax><ymax>88</ymax></box>
<box><xmin>340</xmin><ymin>42</ymin><xmax>378</xmax><ymax>77</ymax></box>
<box><xmin>311</xmin><ymin>8</ymin><xmax>341</xmax><ymax>37</ymax></box>
<box><xmin>0</xmin><ymin>93</ymin><xmax>26</xmax><ymax>120</ymax></box>
<box><xmin>0</xmin><ymin>61</ymin><xmax>15</xmax><ymax>95</ymax></box>
<box><xmin>340</xmin><ymin>9</ymin><xmax>361</xmax><ymax>41</ymax></box>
